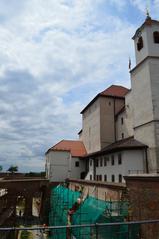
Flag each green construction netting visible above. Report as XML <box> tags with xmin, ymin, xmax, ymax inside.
<box><xmin>49</xmin><ymin>185</ymin><xmax>139</xmax><ymax>239</ymax></box>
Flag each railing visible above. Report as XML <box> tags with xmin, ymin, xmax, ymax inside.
<box><xmin>0</xmin><ymin>219</ymin><xmax>159</xmax><ymax>239</ymax></box>
<box><xmin>128</xmin><ymin>169</ymin><xmax>159</xmax><ymax>174</ymax></box>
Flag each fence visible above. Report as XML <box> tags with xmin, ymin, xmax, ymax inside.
<box><xmin>0</xmin><ymin>220</ymin><xmax>159</xmax><ymax>239</ymax></box>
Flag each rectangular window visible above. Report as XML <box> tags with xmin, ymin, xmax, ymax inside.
<box><xmin>104</xmin><ymin>175</ymin><xmax>107</xmax><ymax>181</ymax></box>
<box><xmin>90</xmin><ymin>159</ymin><xmax>92</xmax><ymax>166</ymax></box>
<box><xmin>90</xmin><ymin>175</ymin><xmax>92</xmax><ymax>180</ymax></box>
<box><xmin>96</xmin><ymin>158</ymin><xmax>99</xmax><ymax>167</ymax></box>
<box><xmin>118</xmin><ymin>154</ymin><xmax>122</xmax><ymax>165</ymax></box>
<box><xmin>111</xmin><ymin>155</ymin><xmax>114</xmax><ymax>165</ymax></box>
<box><xmin>121</xmin><ymin>117</ymin><xmax>124</xmax><ymax>125</ymax></box>
<box><xmin>100</xmin><ymin>158</ymin><xmax>103</xmax><ymax>167</ymax></box>
<box><xmin>112</xmin><ymin>175</ymin><xmax>115</xmax><ymax>182</ymax></box>
<box><xmin>119</xmin><ymin>174</ymin><xmax>122</xmax><ymax>183</ymax></box>
<box><xmin>75</xmin><ymin>161</ymin><xmax>79</xmax><ymax>167</ymax></box>
<box><xmin>104</xmin><ymin>156</ymin><xmax>109</xmax><ymax>166</ymax></box>
<box><xmin>122</xmin><ymin>133</ymin><xmax>124</xmax><ymax>139</ymax></box>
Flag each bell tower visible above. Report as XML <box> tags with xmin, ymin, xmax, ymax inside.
<box><xmin>131</xmin><ymin>15</ymin><xmax>159</xmax><ymax>172</ymax></box>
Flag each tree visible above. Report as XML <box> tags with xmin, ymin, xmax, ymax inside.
<box><xmin>8</xmin><ymin>165</ymin><xmax>18</xmax><ymax>174</ymax></box>
<box><xmin>0</xmin><ymin>165</ymin><xmax>2</xmax><ymax>172</ymax></box>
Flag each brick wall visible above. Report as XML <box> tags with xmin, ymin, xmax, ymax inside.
<box><xmin>125</xmin><ymin>175</ymin><xmax>159</xmax><ymax>239</ymax></box>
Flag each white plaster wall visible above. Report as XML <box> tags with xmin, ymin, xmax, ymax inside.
<box><xmin>70</xmin><ymin>157</ymin><xmax>85</xmax><ymax>179</ymax></box>
<box><xmin>147</xmin><ymin>23</ymin><xmax>159</xmax><ymax>58</ymax></box>
<box><xmin>46</xmin><ymin>151</ymin><xmax>70</xmax><ymax>182</ymax></box>
<box><xmin>131</xmin><ymin>60</ymin><xmax>153</xmax><ymax>127</ymax></box>
<box><xmin>134</xmin><ymin>27</ymin><xmax>149</xmax><ymax>64</ymax></box>
<box><xmin>134</xmin><ymin>23</ymin><xmax>159</xmax><ymax>65</ymax></box>
<box><xmin>46</xmin><ymin>151</ymin><xmax>86</xmax><ymax>182</ymax></box>
<box><xmin>149</xmin><ymin>59</ymin><xmax>159</xmax><ymax>120</ymax></box>
<box><xmin>85</xmin><ymin>158</ymin><xmax>94</xmax><ymax>180</ymax></box>
<box><xmin>95</xmin><ymin>150</ymin><xmax>145</xmax><ymax>183</ymax></box>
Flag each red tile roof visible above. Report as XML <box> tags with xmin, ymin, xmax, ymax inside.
<box><xmin>81</xmin><ymin>85</ymin><xmax>129</xmax><ymax>114</ymax></box>
<box><xmin>100</xmin><ymin>85</ymin><xmax>129</xmax><ymax>97</ymax></box>
<box><xmin>46</xmin><ymin>140</ymin><xmax>87</xmax><ymax>157</ymax></box>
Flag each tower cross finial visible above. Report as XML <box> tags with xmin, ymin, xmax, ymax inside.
<box><xmin>146</xmin><ymin>0</ymin><xmax>150</xmax><ymax>18</ymax></box>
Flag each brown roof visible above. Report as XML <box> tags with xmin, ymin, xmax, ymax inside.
<box><xmin>84</xmin><ymin>137</ymin><xmax>147</xmax><ymax>158</ymax></box>
<box><xmin>46</xmin><ymin>140</ymin><xmax>87</xmax><ymax>157</ymax></box>
<box><xmin>81</xmin><ymin>85</ymin><xmax>129</xmax><ymax>114</ymax></box>
<box><xmin>100</xmin><ymin>85</ymin><xmax>129</xmax><ymax>97</ymax></box>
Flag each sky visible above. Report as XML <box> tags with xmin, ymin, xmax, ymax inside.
<box><xmin>0</xmin><ymin>0</ymin><xmax>158</xmax><ymax>172</ymax></box>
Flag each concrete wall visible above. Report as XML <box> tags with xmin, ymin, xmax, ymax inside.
<box><xmin>82</xmin><ymin>98</ymin><xmax>101</xmax><ymax>153</ymax></box>
<box><xmin>81</xmin><ymin>96</ymin><xmax>125</xmax><ymax>153</ymax></box>
<box><xmin>46</xmin><ymin>151</ymin><xmax>85</xmax><ymax>182</ymax></box>
<box><xmin>131</xmin><ymin>58</ymin><xmax>159</xmax><ymax>172</ymax></box>
<box><xmin>116</xmin><ymin>111</ymin><xmax>129</xmax><ymax>140</ymax></box>
<box><xmin>125</xmin><ymin>175</ymin><xmax>159</xmax><ymax>239</ymax></box>
<box><xmin>100</xmin><ymin>97</ymin><xmax>125</xmax><ymax>148</ymax></box>
<box><xmin>131</xmin><ymin>60</ymin><xmax>153</xmax><ymax>127</ymax></box>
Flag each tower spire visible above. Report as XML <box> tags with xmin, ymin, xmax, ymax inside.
<box><xmin>146</xmin><ymin>0</ymin><xmax>151</xmax><ymax>19</ymax></box>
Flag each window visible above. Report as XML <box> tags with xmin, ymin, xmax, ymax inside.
<box><xmin>137</xmin><ymin>36</ymin><xmax>143</xmax><ymax>51</ymax></box>
<box><xmin>118</xmin><ymin>154</ymin><xmax>122</xmax><ymax>165</ymax></box>
<box><xmin>104</xmin><ymin>175</ymin><xmax>107</xmax><ymax>181</ymax></box>
<box><xmin>121</xmin><ymin>117</ymin><xmax>124</xmax><ymax>125</ymax></box>
<box><xmin>112</xmin><ymin>175</ymin><xmax>115</xmax><ymax>182</ymax></box>
<box><xmin>100</xmin><ymin>158</ymin><xmax>103</xmax><ymax>167</ymax></box>
<box><xmin>90</xmin><ymin>175</ymin><xmax>92</xmax><ymax>180</ymax></box>
<box><xmin>109</xmin><ymin>101</ymin><xmax>111</xmax><ymax>106</ymax></box>
<box><xmin>122</xmin><ymin>133</ymin><xmax>124</xmax><ymax>139</ymax></box>
<box><xmin>99</xmin><ymin>175</ymin><xmax>102</xmax><ymax>181</ymax></box>
<box><xmin>153</xmin><ymin>31</ymin><xmax>159</xmax><ymax>43</ymax></box>
<box><xmin>75</xmin><ymin>161</ymin><xmax>79</xmax><ymax>167</ymax></box>
<box><xmin>104</xmin><ymin>157</ymin><xmax>107</xmax><ymax>166</ymax></box>
<box><xmin>119</xmin><ymin>174</ymin><xmax>122</xmax><ymax>183</ymax></box>
<box><xmin>96</xmin><ymin>159</ymin><xmax>99</xmax><ymax>167</ymax></box>
<box><xmin>104</xmin><ymin>156</ymin><xmax>109</xmax><ymax>166</ymax></box>
<box><xmin>111</xmin><ymin>155</ymin><xmax>114</xmax><ymax>165</ymax></box>
<box><xmin>90</xmin><ymin>159</ymin><xmax>92</xmax><ymax>166</ymax></box>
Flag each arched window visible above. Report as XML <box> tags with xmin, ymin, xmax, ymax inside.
<box><xmin>153</xmin><ymin>31</ymin><xmax>159</xmax><ymax>43</ymax></box>
<box><xmin>137</xmin><ymin>37</ymin><xmax>143</xmax><ymax>51</ymax></box>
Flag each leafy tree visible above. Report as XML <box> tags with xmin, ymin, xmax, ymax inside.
<box><xmin>8</xmin><ymin>165</ymin><xmax>18</xmax><ymax>174</ymax></box>
<box><xmin>0</xmin><ymin>165</ymin><xmax>2</xmax><ymax>172</ymax></box>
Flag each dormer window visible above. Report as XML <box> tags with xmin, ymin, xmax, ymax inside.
<box><xmin>153</xmin><ymin>31</ymin><xmax>159</xmax><ymax>43</ymax></box>
<box><xmin>137</xmin><ymin>37</ymin><xmax>143</xmax><ymax>51</ymax></box>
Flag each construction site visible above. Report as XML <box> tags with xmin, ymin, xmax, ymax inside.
<box><xmin>48</xmin><ymin>183</ymin><xmax>138</xmax><ymax>239</ymax></box>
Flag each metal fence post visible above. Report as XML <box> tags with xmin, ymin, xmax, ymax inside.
<box><xmin>95</xmin><ymin>223</ymin><xmax>98</xmax><ymax>239</ymax></box>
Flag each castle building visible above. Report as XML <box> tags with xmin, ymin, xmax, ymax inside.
<box><xmin>45</xmin><ymin>16</ymin><xmax>159</xmax><ymax>183</ymax></box>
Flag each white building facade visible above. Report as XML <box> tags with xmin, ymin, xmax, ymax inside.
<box><xmin>46</xmin><ymin>16</ymin><xmax>159</xmax><ymax>183</ymax></box>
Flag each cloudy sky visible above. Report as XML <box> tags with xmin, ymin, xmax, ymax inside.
<box><xmin>0</xmin><ymin>0</ymin><xmax>158</xmax><ymax>172</ymax></box>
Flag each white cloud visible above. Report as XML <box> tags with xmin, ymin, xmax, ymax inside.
<box><xmin>0</xmin><ymin>0</ymin><xmax>140</xmax><ymax>172</ymax></box>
